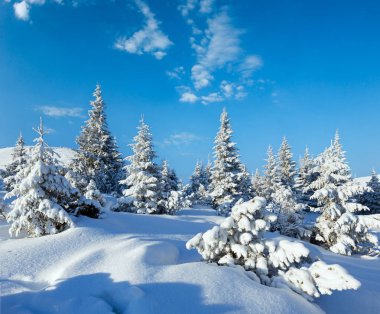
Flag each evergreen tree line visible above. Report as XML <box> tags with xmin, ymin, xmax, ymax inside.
<box><xmin>0</xmin><ymin>84</ymin><xmax>379</xmax><ymax>254</ymax></box>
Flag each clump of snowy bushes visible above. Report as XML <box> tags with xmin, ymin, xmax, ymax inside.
<box><xmin>268</xmin><ymin>184</ymin><xmax>310</xmax><ymax>240</ymax></box>
<box><xmin>186</xmin><ymin>197</ymin><xmax>361</xmax><ymax>300</ymax></box>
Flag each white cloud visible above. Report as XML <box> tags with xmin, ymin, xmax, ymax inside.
<box><xmin>178</xmin><ymin>0</ymin><xmax>197</xmax><ymax>17</ymax></box>
<box><xmin>201</xmin><ymin>92</ymin><xmax>223</xmax><ymax>104</ymax></box>
<box><xmin>176</xmin><ymin>5</ymin><xmax>264</xmax><ymax>104</ymax></box>
<box><xmin>115</xmin><ymin>0</ymin><xmax>172</xmax><ymax>60</ymax></box>
<box><xmin>13</xmin><ymin>1</ymin><xmax>31</xmax><ymax>20</ymax></box>
<box><xmin>178</xmin><ymin>0</ymin><xmax>214</xmax><ymax>16</ymax></box>
<box><xmin>191</xmin><ymin>64</ymin><xmax>213</xmax><ymax>89</ymax></box>
<box><xmin>36</xmin><ymin>106</ymin><xmax>84</xmax><ymax>118</ymax></box>
<box><xmin>240</xmin><ymin>55</ymin><xmax>263</xmax><ymax>78</ymax></box>
<box><xmin>166</xmin><ymin>66</ymin><xmax>185</xmax><ymax>80</ymax></box>
<box><xmin>164</xmin><ymin>132</ymin><xmax>202</xmax><ymax>145</ymax></box>
<box><xmin>179</xmin><ymin>92</ymin><xmax>199</xmax><ymax>103</ymax></box>
<box><xmin>12</xmin><ymin>0</ymin><xmax>65</xmax><ymax>21</ymax></box>
<box><xmin>196</xmin><ymin>11</ymin><xmax>242</xmax><ymax>74</ymax></box>
<box><xmin>199</xmin><ymin>0</ymin><xmax>214</xmax><ymax>14</ymax></box>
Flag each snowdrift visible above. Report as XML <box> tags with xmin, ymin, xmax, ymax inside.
<box><xmin>1</xmin><ymin>208</ymin><xmax>380</xmax><ymax>313</ymax></box>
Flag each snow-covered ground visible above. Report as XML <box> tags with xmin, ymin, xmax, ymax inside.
<box><xmin>1</xmin><ymin>205</ymin><xmax>379</xmax><ymax>314</ymax></box>
<box><xmin>1</xmin><ymin>146</ymin><xmax>380</xmax><ymax>313</ymax></box>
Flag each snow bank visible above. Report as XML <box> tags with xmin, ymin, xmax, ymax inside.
<box><xmin>0</xmin><ymin>208</ymin><xmax>379</xmax><ymax>313</ymax></box>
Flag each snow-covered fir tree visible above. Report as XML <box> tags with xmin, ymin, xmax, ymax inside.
<box><xmin>119</xmin><ymin>118</ymin><xmax>163</xmax><ymax>214</ymax></box>
<box><xmin>3</xmin><ymin>132</ymin><xmax>27</xmax><ymax>192</ymax></box>
<box><xmin>5</xmin><ymin>119</ymin><xmax>77</xmax><ymax>237</ymax></box>
<box><xmin>277</xmin><ymin>137</ymin><xmax>296</xmax><ymax>188</ymax></box>
<box><xmin>252</xmin><ymin>169</ymin><xmax>264</xmax><ymax>197</ymax></box>
<box><xmin>84</xmin><ymin>179</ymin><xmax>106</xmax><ymax>210</ymax></box>
<box><xmin>161</xmin><ymin>160</ymin><xmax>179</xmax><ymax>193</ymax></box>
<box><xmin>159</xmin><ymin>160</ymin><xmax>182</xmax><ymax>214</ymax></box>
<box><xmin>189</xmin><ymin>161</ymin><xmax>203</xmax><ymax>194</ymax></box>
<box><xmin>185</xmin><ymin>161</ymin><xmax>211</xmax><ymax>206</ymax></box>
<box><xmin>309</xmin><ymin>131</ymin><xmax>377</xmax><ymax>255</ymax></box>
<box><xmin>209</xmin><ymin>109</ymin><xmax>251</xmax><ymax>215</ymax></box>
<box><xmin>294</xmin><ymin>147</ymin><xmax>318</xmax><ymax>208</ymax></box>
<box><xmin>262</xmin><ymin>146</ymin><xmax>280</xmax><ymax>202</ymax></box>
<box><xmin>240</xmin><ymin>164</ymin><xmax>254</xmax><ymax>201</ymax></box>
<box><xmin>204</xmin><ymin>158</ymin><xmax>212</xmax><ymax>189</ymax></box>
<box><xmin>358</xmin><ymin>170</ymin><xmax>380</xmax><ymax>214</ymax></box>
<box><xmin>0</xmin><ymin>196</ymin><xmax>7</xmax><ymax>219</ymax></box>
<box><xmin>71</xmin><ymin>84</ymin><xmax>124</xmax><ymax>194</ymax></box>
<box><xmin>187</xmin><ymin>197</ymin><xmax>360</xmax><ymax>300</ymax></box>
<box><xmin>269</xmin><ymin>184</ymin><xmax>310</xmax><ymax>239</ymax></box>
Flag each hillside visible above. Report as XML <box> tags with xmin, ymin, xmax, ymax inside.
<box><xmin>0</xmin><ymin>147</ymin><xmax>76</xmax><ymax>170</ymax></box>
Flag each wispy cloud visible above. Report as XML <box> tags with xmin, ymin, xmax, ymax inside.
<box><xmin>178</xmin><ymin>0</ymin><xmax>215</xmax><ymax>17</ymax></box>
<box><xmin>176</xmin><ymin>7</ymin><xmax>263</xmax><ymax>104</ymax></box>
<box><xmin>166</xmin><ymin>66</ymin><xmax>185</xmax><ymax>80</ymax></box>
<box><xmin>115</xmin><ymin>0</ymin><xmax>172</xmax><ymax>60</ymax></box>
<box><xmin>180</xmin><ymin>92</ymin><xmax>199</xmax><ymax>103</ymax></box>
<box><xmin>201</xmin><ymin>92</ymin><xmax>223</xmax><ymax>104</ymax></box>
<box><xmin>163</xmin><ymin>132</ymin><xmax>203</xmax><ymax>145</ymax></box>
<box><xmin>36</xmin><ymin>106</ymin><xmax>84</xmax><ymax>118</ymax></box>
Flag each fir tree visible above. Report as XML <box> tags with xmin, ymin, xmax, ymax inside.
<box><xmin>71</xmin><ymin>84</ymin><xmax>124</xmax><ymax>194</ymax></box>
<box><xmin>294</xmin><ymin>147</ymin><xmax>317</xmax><ymax>207</ymax></box>
<box><xmin>187</xmin><ymin>197</ymin><xmax>360</xmax><ymax>300</ymax></box>
<box><xmin>5</xmin><ymin>119</ymin><xmax>76</xmax><ymax>237</ymax></box>
<box><xmin>240</xmin><ymin>164</ymin><xmax>254</xmax><ymax>201</ymax></box>
<box><xmin>159</xmin><ymin>160</ymin><xmax>182</xmax><ymax>214</ymax></box>
<box><xmin>269</xmin><ymin>184</ymin><xmax>310</xmax><ymax>239</ymax></box>
<box><xmin>204</xmin><ymin>158</ymin><xmax>212</xmax><ymax>189</ymax></box>
<box><xmin>262</xmin><ymin>146</ymin><xmax>279</xmax><ymax>202</ymax></box>
<box><xmin>252</xmin><ymin>169</ymin><xmax>264</xmax><ymax>197</ymax></box>
<box><xmin>359</xmin><ymin>170</ymin><xmax>380</xmax><ymax>214</ymax></box>
<box><xmin>209</xmin><ymin>109</ymin><xmax>250</xmax><ymax>215</ymax></box>
<box><xmin>119</xmin><ymin>118</ymin><xmax>163</xmax><ymax>214</ymax></box>
<box><xmin>0</xmin><ymin>196</ymin><xmax>7</xmax><ymax>219</ymax></box>
<box><xmin>277</xmin><ymin>137</ymin><xmax>296</xmax><ymax>188</ymax></box>
<box><xmin>84</xmin><ymin>179</ymin><xmax>106</xmax><ymax>210</ymax></box>
<box><xmin>189</xmin><ymin>161</ymin><xmax>203</xmax><ymax>194</ymax></box>
<box><xmin>309</xmin><ymin>131</ymin><xmax>377</xmax><ymax>255</ymax></box>
<box><xmin>3</xmin><ymin>132</ymin><xmax>27</xmax><ymax>192</ymax></box>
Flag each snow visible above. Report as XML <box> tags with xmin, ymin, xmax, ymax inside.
<box><xmin>0</xmin><ymin>146</ymin><xmax>75</xmax><ymax>170</ymax></box>
<box><xmin>354</xmin><ymin>174</ymin><xmax>380</xmax><ymax>186</ymax></box>
<box><xmin>1</xmin><ymin>205</ymin><xmax>379</xmax><ymax>313</ymax></box>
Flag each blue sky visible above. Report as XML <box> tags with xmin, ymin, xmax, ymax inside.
<box><xmin>0</xmin><ymin>0</ymin><xmax>379</xmax><ymax>180</ymax></box>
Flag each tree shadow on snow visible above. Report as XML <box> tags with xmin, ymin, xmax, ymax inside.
<box><xmin>1</xmin><ymin>273</ymin><xmax>239</xmax><ymax>314</ymax></box>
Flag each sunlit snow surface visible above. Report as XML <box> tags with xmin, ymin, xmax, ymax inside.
<box><xmin>0</xmin><ymin>205</ymin><xmax>379</xmax><ymax>314</ymax></box>
<box><xmin>0</xmin><ymin>147</ymin><xmax>379</xmax><ymax>313</ymax></box>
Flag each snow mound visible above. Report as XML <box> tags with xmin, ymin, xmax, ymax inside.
<box><xmin>1</xmin><ymin>209</ymin><xmax>379</xmax><ymax>313</ymax></box>
<box><xmin>141</xmin><ymin>242</ymin><xmax>180</xmax><ymax>265</ymax></box>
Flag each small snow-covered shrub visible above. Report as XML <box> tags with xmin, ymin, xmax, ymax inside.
<box><xmin>0</xmin><ymin>197</ymin><xmax>8</xmax><ymax>219</ymax></box>
<box><xmin>268</xmin><ymin>184</ymin><xmax>311</xmax><ymax>240</ymax></box>
<box><xmin>358</xmin><ymin>170</ymin><xmax>380</xmax><ymax>214</ymax></box>
<box><xmin>113</xmin><ymin>196</ymin><xmax>135</xmax><ymax>212</ymax></box>
<box><xmin>187</xmin><ymin>197</ymin><xmax>360</xmax><ymax>300</ymax></box>
<box><xmin>2</xmin><ymin>133</ymin><xmax>27</xmax><ymax>192</ymax></box>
